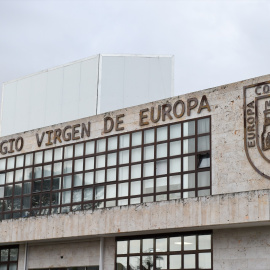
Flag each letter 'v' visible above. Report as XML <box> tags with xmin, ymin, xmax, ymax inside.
<box><xmin>36</xmin><ymin>132</ymin><xmax>45</xmax><ymax>147</ymax></box>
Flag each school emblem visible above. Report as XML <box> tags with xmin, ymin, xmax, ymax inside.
<box><xmin>244</xmin><ymin>81</ymin><xmax>270</xmax><ymax>179</ymax></box>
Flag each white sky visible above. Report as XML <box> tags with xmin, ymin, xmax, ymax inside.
<box><xmin>0</xmin><ymin>0</ymin><xmax>270</xmax><ymax>96</ymax></box>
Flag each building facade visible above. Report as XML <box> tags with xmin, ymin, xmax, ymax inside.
<box><xmin>1</xmin><ymin>74</ymin><xmax>270</xmax><ymax>270</ymax></box>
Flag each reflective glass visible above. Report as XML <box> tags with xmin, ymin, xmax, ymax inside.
<box><xmin>0</xmin><ymin>159</ymin><xmax>6</xmax><ymax>170</ymax></box>
<box><xmin>156</xmin><ymin>238</ymin><xmax>167</xmax><ymax>252</ymax></box>
<box><xmin>144</xmin><ymin>162</ymin><xmax>154</xmax><ymax>177</ymax></box>
<box><xmin>23</xmin><ymin>196</ymin><xmax>30</xmax><ymax>208</ymax></box>
<box><xmin>74</xmin><ymin>174</ymin><xmax>83</xmax><ymax>187</ymax></box>
<box><xmin>43</xmin><ymin>165</ymin><xmax>52</xmax><ymax>177</ymax></box>
<box><xmin>119</xmin><ymin>166</ymin><xmax>129</xmax><ymax>181</ymax></box>
<box><xmin>7</xmin><ymin>157</ymin><xmax>15</xmax><ymax>169</ymax></box>
<box><xmin>156</xmin><ymin>255</ymin><xmax>167</xmax><ymax>269</ymax></box>
<box><xmin>198</xmin><ymin>171</ymin><xmax>210</xmax><ymax>187</ymax></box>
<box><xmin>184</xmin><ymin>254</ymin><xmax>195</xmax><ymax>269</ymax></box>
<box><xmin>198</xmin><ymin>135</ymin><xmax>210</xmax><ymax>152</ymax></box>
<box><xmin>170</xmin><ymin>140</ymin><xmax>181</xmax><ymax>156</ymax></box>
<box><xmin>156</xmin><ymin>177</ymin><xmax>167</xmax><ymax>192</ymax></box>
<box><xmin>16</xmin><ymin>155</ymin><xmax>24</xmax><ymax>167</ymax></box>
<box><xmin>118</xmin><ymin>182</ymin><xmax>128</xmax><ymax>197</ymax></box>
<box><xmin>183</xmin><ymin>138</ymin><xmax>195</xmax><ymax>154</ymax></box>
<box><xmin>184</xmin><ymin>236</ymin><xmax>196</xmax><ymax>250</ymax></box>
<box><xmin>144</xmin><ymin>145</ymin><xmax>154</xmax><ymax>160</ymax></box>
<box><xmin>23</xmin><ymin>182</ymin><xmax>31</xmax><ymax>194</ymax></box>
<box><xmin>183</xmin><ymin>156</ymin><xmax>195</xmax><ymax>171</ymax></box>
<box><xmin>132</xmin><ymin>131</ymin><xmax>142</xmax><ymax>146</ymax></box>
<box><xmin>106</xmin><ymin>184</ymin><xmax>116</xmax><ymax>198</ymax></box>
<box><xmin>25</xmin><ymin>153</ymin><xmax>33</xmax><ymax>166</ymax></box>
<box><xmin>34</xmin><ymin>167</ymin><xmax>42</xmax><ymax>179</ymax></box>
<box><xmin>119</xmin><ymin>150</ymin><xmax>129</xmax><ymax>164</ymax></box>
<box><xmin>85</xmin><ymin>172</ymin><xmax>94</xmax><ymax>185</ymax></box>
<box><xmin>63</xmin><ymin>175</ymin><xmax>72</xmax><ymax>189</ymax></box>
<box><xmin>170</xmin><ymin>255</ymin><xmax>181</xmax><ymax>269</ymax></box>
<box><xmin>62</xmin><ymin>191</ymin><xmax>71</xmax><ymax>204</ymax></box>
<box><xmin>143</xmin><ymin>196</ymin><xmax>154</xmax><ymax>203</ymax></box>
<box><xmin>73</xmin><ymin>189</ymin><xmax>82</xmax><ymax>202</ymax></box>
<box><xmin>198</xmin><ymin>153</ymin><xmax>210</xmax><ymax>168</ymax></box>
<box><xmin>52</xmin><ymin>177</ymin><xmax>61</xmax><ymax>190</ymax></box>
<box><xmin>142</xmin><ymin>256</ymin><xmax>153</xmax><ymax>270</ymax></box>
<box><xmin>199</xmin><ymin>252</ymin><xmax>211</xmax><ymax>269</ymax></box>
<box><xmin>156</xmin><ymin>160</ymin><xmax>167</xmax><ymax>175</ymax></box>
<box><xmin>132</xmin><ymin>148</ymin><xmax>141</xmax><ymax>162</ymax></box>
<box><xmin>169</xmin><ymin>175</ymin><xmax>181</xmax><ymax>191</ymax></box>
<box><xmin>183</xmin><ymin>173</ymin><xmax>195</xmax><ymax>189</ymax></box>
<box><xmin>183</xmin><ymin>191</ymin><xmax>195</xmax><ymax>198</ymax></box>
<box><xmin>130</xmin><ymin>197</ymin><xmax>140</xmax><ymax>204</ymax></box>
<box><xmin>14</xmin><ymin>184</ymin><xmax>22</xmax><ymax>196</ymax></box>
<box><xmin>24</xmin><ymin>168</ymin><xmax>32</xmax><ymax>180</ymax></box>
<box><xmin>63</xmin><ymin>160</ymin><xmax>73</xmax><ymax>174</ymax></box>
<box><xmin>44</xmin><ymin>149</ymin><xmax>53</xmax><ymax>162</ymax></box>
<box><xmin>131</xmin><ymin>164</ymin><xmax>141</xmax><ymax>179</ymax></box>
<box><xmin>107</xmin><ymin>153</ymin><xmax>117</xmax><ymax>167</ymax></box>
<box><xmin>75</xmin><ymin>143</ymin><xmax>84</xmax><ymax>156</ymax></box>
<box><xmin>6</xmin><ymin>171</ymin><xmax>14</xmax><ymax>183</ymax></box>
<box><xmin>156</xmin><ymin>194</ymin><xmax>167</xmax><ymax>201</ymax></box>
<box><xmin>95</xmin><ymin>186</ymin><xmax>104</xmax><ymax>200</ymax></box>
<box><xmin>96</xmin><ymin>170</ymin><xmax>105</xmax><ymax>183</ymax></box>
<box><xmin>108</xmin><ymin>136</ymin><xmax>117</xmax><ymax>151</ymax></box>
<box><xmin>143</xmin><ymin>238</ymin><xmax>153</xmax><ymax>253</ymax></box>
<box><xmin>170</xmin><ymin>236</ymin><xmax>182</xmax><ymax>251</ymax></box>
<box><xmin>116</xmin><ymin>257</ymin><xmax>127</xmax><ymax>270</ymax></box>
<box><xmin>156</xmin><ymin>143</ymin><xmax>167</xmax><ymax>158</ymax></box>
<box><xmin>129</xmin><ymin>256</ymin><xmax>140</xmax><ymax>269</ymax></box>
<box><xmin>130</xmin><ymin>181</ymin><xmax>141</xmax><ymax>196</ymax></box>
<box><xmin>97</xmin><ymin>139</ymin><xmax>106</xmax><ymax>152</ymax></box>
<box><xmin>198</xmin><ymin>118</ymin><xmax>210</xmax><ymax>134</ymax></box>
<box><xmin>85</xmin><ymin>141</ymin><xmax>95</xmax><ymax>155</ymax></box>
<box><xmin>84</xmin><ymin>187</ymin><xmax>93</xmax><ymax>201</ymax></box>
<box><xmin>74</xmin><ymin>159</ymin><xmax>83</xmax><ymax>172</ymax></box>
<box><xmin>118</xmin><ymin>199</ymin><xmax>128</xmax><ymax>206</ymax></box>
<box><xmin>43</xmin><ymin>178</ymin><xmax>51</xmax><ymax>191</ymax></box>
<box><xmin>119</xmin><ymin>134</ymin><xmax>129</xmax><ymax>148</ymax></box>
<box><xmin>170</xmin><ymin>158</ymin><xmax>181</xmax><ymax>173</ymax></box>
<box><xmin>143</xmin><ymin>179</ymin><xmax>154</xmax><ymax>194</ymax></box>
<box><xmin>85</xmin><ymin>157</ymin><xmax>94</xmax><ymax>170</ymax></box>
<box><xmin>53</xmin><ymin>162</ymin><xmax>62</xmax><ymax>175</ymax></box>
<box><xmin>107</xmin><ymin>168</ymin><xmax>116</xmax><ymax>182</ymax></box>
<box><xmin>9</xmin><ymin>263</ymin><xmax>17</xmax><ymax>270</ymax></box>
<box><xmin>96</xmin><ymin>155</ymin><xmax>105</xmax><ymax>168</ymax></box>
<box><xmin>64</xmin><ymin>145</ymin><xmax>73</xmax><ymax>159</ymax></box>
<box><xmin>130</xmin><ymin>239</ymin><xmax>140</xmax><ymax>253</ymax></box>
<box><xmin>183</xmin><ymin>121</ymin><xmax>195</xmax><ymax>136</ymax></box>
<box><xmin>1</xmin><ymin>249</ymin><xmax>8</xmax><ymax>261</ymax></box>
<box><xmin>10</xmin><ymin>248</ymin><xmax>18</xmax><ymax>261</ymax></box>
<box><xmin>144</xmin><ymin>129</ymin><xmax>155</xmax><ymax>144</ymax></box>
<box><xmin>157</xmin><ymin>126</ymin><xmax>167</xmax><ymax>141</ymax></box>
<box><xmin>0</xmin><ymin>173</ymin><xmax>5</xmax><ymax>185</ymax></box>
<box><xmin>199</xmin><ymin>235</ymin><xmax>211</xmax><ymax>250</ymax></box>
<box><xmin>54</xmin><ymin>148</ymin><xmax>63</xmax><ymax>160</ymax></box>
<box><xmin>34</xmin><ymin>152</ymin><xmax>43</xmax><ymax>164</ymax></box>
<box><xmin>198</xmin><ymin>189</ymin><xmax>210</xmax><ymax>196</ymax></box>
<box><xmin>170</xmin><ymin>123</ymin><xmax>181</xmax><ymax>139</ymax></box>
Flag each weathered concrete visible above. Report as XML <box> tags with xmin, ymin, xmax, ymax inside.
<box><xmin>1</xmin><ymin>189</ymin><xmax>270</xmax><ymax>244</ymax></box>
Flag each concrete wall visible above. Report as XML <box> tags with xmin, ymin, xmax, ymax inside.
<box><xmin>214</xmin><ymin>226</ymin><xmax>270</xmax><ymax>270</ymax></box>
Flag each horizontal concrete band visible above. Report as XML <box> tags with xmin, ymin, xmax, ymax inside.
<box><xmin>1</xmin><ymin>189</ymin><xmax>270</xmax><ymax>244</ymax></box>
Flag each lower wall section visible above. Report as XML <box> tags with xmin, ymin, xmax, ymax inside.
<box><xmin>213</xmin><ymin>226</ymin><xmax>270</xmax><ymax>270</ymax></box>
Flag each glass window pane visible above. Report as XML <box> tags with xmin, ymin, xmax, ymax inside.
<box><xmin>117</xmin><ymin>241</ymin><xmax>128</xmax><ymax>254</ymax></box>
<box><xmin>198</xmin><ymin>135</ymin><xmax>210</xmax><ymax>152</ymax></box>
<box><xmin>170</xmin><ymin>158</ymin><xmax>181</xmax><ymax>173</ymax></box>
<box><xmin>131</xmin><ymin>181</ymin><xmax>141</xmax><ymax>196</ymax></box>
<box><xmin>10</xmin><ymin>248</ymin><xmax>18</xmax><ymax>261</ymax></box>
<box><xmin>118</xmin><ymin>199</ymin><xmax>128</xmax><ymax>206</ymax></box>
<box><xmin>34</xmin><ymin>152</ymin><xmax>43</xmax><ymax>164</ymax></box>
<box><xmin>74</xmin><ymin>159</ymin><xmax>84</xmax><ymax>172</ymax></box>
<box><xmin>63</xmin><ymin>175</ymin><xmax>72</xmax><ymax>188</ymax></box>
<box><xmin>143</xmin><ymin>238</ymin><xmax>153</xmax><ymax>253</ymax></box>
<box><xmin>183</xmin><ymin>173</ymin><xmax>195</xmax><ymax>189</ymax></box>
<box><xmin>44</xmin><ymin>149</ymin><xmax>53</xmax><ymax>162</ymax></box>
<box><xmin>64</xmin><ymin>145</ymin><xmax>73</xmax><ymax>159</ymax></box>
<box><xmin>24</xmin><ymin>168</ymin><xmax>32</xmax><ymax>180</ymax></box>
<box><xmin>169</xmin><ymin>192</ymin><xmax>181</xmax><ymax>200</ymax></box>
<box><xmin>198</xmin><ymin>171</ymin><xmax>210</xmax><ymax>187</ymax></box>
<box><xmin>53</xmin><ymin>162</ymin><xmax>62</xmax><ymax>175</ymax></box>
<box><xmin>183</xmin><ymin>191</ymin><xmax>195</xmax><ymax>198</ymax></box>
<box><xmin>23</xmin><ymin>196</ymin><xmax>30</xmax><ymax>209</ymax></box>
<box><xmin>143</xmin><ymin>196</ymin><xmax>154</xmax><ymax>203</ymax></box>
<box><xmin>157</xmin><ymin>126</ymin><xmax>167</xmax><ymax>141</ymax></box>
<box><xmin>132</xmin><ymin>131</ymin><xmax>142</xmax><ymax>146</ymax></box>
<box><xmin>156</xmin><ymin>194</ymin><xmax>167</xmax><ymax>201</ymax></box>
<box><xmin>143</xmin><ymin>179</ymin><xmax>154</xmax><ymax>194</ymax></box>
<box><xmin>95</xmin><ymin>186</ymin><xmax>104</xmax><ymax>200</ymax></box>
<box><xmin>130</xmin><ymin>197</ymin><xmax>140</xmax><ymax>204</ymax></box>
<box><xmin>0</xmin><ymin>173</ymin><xmax>5</xmax><ymax>185</ymax></box>
<box><xmin>199</xmin><ymin>235</ymin><xmax>211</xmax><ymax>250</ymax></box>
<box><xmin>156</xmin><ymin>160</ymin><xmax>167</xmax><ymax>175</ymax></box>
<box><xmin>183</xmin><ymin>156</ymin><xmax>195</xmax><ymax>171</ymax></box>
<box><xmin>54</xmin><ymin>148</ymin><xmax>63</xmax><ymax>160</ymax></box>
<box><xmin>183</xmin><ymin>121</ymin><xmax>195</xmax><ymax>136</ymax></box>
<box><xmin>108</xmin><ymin>136</ymin><xmax>117</xmax><ymax>151</ymax></box>
<box><xmin>183</xmin><ymin>138</ymin><xmax>195</xmax><ymax>154</ymax></box>
<box><xmin>131</xmin><ymin>164</ymin><xmax>141</xmax><ymax>179</ymax></box>
<box><xmin>198</xmin><ymin>189</ymin><xmax>210</xmax><ymax>196</ymax></box>
<box><xmin>1</xmin><ymin>249</ymin><xmax>8</xmax><ymax>261</ymax></box>
<box><xmin>156</xmin><ymin>238</ymin><xmax>167</xmax><ymax>252</ymax></box>
<box><xmin>118</xmin><ymin>182</ymin><xmax>128</xmax><ymax>197</ymax></box>
<box><xmin>184</xmin><ymin>254</ymin><xmax>195</xmax><ymax>269</ymax></box>
<box><xmin>9</xmin><ymin>263</ymin><xmax>17</xmax><ymax>270</ymax></box>
<box><xmin>170</xmin><ymin>236</ymin><xmax>182</xmax><ymax>251</ymax></box>
<box><xmin>0</xmin><ymin>186</ymin><xmax>4</xmax><ymax>198</ymax></box>
<box><xmin>132</xmin><ymin>148</ymin><xmax>141</xmax><ymax>162</ymax></box>
<box><xmin>156</xmin><ymin>255</ymin><xmax>167</xmax><ymax>269</ymax></box>
<box><xmin>85</xmin><ymin>157</ymin><xmax>94</xmax><ymax>170</ymax></box>
<box><xmin>184</xmin><ymin>236</ymin><xmax>196</xmax><ymax>250</ymax></box>
<box><xmin>43</xmin><ymin>178</ymin><xmax>51</xmax><ymax>191</ymax></box>
<box><xmin>96</xmin><ymin>170</ymin><xmax>105</xmax><ymax>183</ymax></box>
<box><xmin>144</xmin><ymin>162</ymin><xmax>154</xmax><ymax>177</ymax></box>
<box><xmin>119</xmin><ymin>134</ymin><xmax>129</xmax><ymax>148</ymax></box>
<box><xmin>107</xmin><ymin>153</ymin><xmax>117</xmax><ymax>167</ymax></box>
<box><xmin>106</xmin><ymin>184</ymin><xmax>116</xmax><ymax>199</ymax></box>
<box><xmin>51</xmin><ymin>192</ymin><xmax>60</xmax><ymax>205</ymax></box>
<box><xmin>130</xmin><ymin>239</ymin><xmax>140</xmax><ymax>253</ymax></box>
<box><xmin>157</xmin><ymin>143</ymin><xmax>167</xmax><ymax>158</ymax></box>
<box><xmin>62</xmin><ymin>191</ymin><xmax>71</xmax><ymax>204</ymax></box>
<box><xmin>84</xmin><ymin>187</ymin><xmax>93</xmax><ymax>201</ymax></box>
<box><xmin>116</xmin><ymin>257</ymin><xmax>127</xmax><ymax>270</ymax></box>
<box><xmin>14</xmin><ymin>183</ymin><xmax>22</xmax><ymax>196</ymax></box>
<box><xmin>7</xmin><ymin>157</ymin><xmax>15</xmax><ymax>169</ymax></box>
<box><xmin>52</xmin><ymin>177</ymin><xmax>61</xmax><ymax>190</ymax></box>
<box><xmin>6</xmin><ymin>171</ymin><xmax>14</xmax><ymax>183</ymax></box>
<box><xmin>199</xmin><ymin>252</ymin><xmax>211</xmax><ymax>269</ymax></box>
<box><xmin>198</xmin><ymin>153</ymin><xmax>210</xmax><ymax>168</ymax></box>
<box><xmin>106</xmin><ymin>200</ymin><xmax>116</xmax><ymax>208</ymax></box>
<box><xmin>0</xmin><ymin>159</ymin><xmax>6</xmax><ymax>170</ymax></box>
<box><xmin>97</xmin><ymin>139</ymin><xmax>106</xmax><ymax>152</ymax></box>
<box><xmin>198</xmin><ymin>118</ymin><xmax>210</xmax><ymax>134</ymax></box>
<box><xmin>74</xmin><ymin>174</ymin><xmax>83</xmax><ymax>187</ymax></box>
<box><xmin>142</xmin><ymin>255</ymin><xmax>153</xmax><ymax>270</ymax></box>
<box><xmin>85</xmin><ymin>141</ymin><xmax>95</xmax><ymax>155</ymax></box>
<box><xmin>170</xmin><ymin>123</ymin><xmax>181</xmax><ymax>139</ymax></box>
<box><xmin>144</xmin><ymin>129</ymin><xmax>154</xmax><ymax>144</ymax></box>
<box><xmin>4</xmin><ymin>185</ymin><xmax>13</xmax><ymax>197</ymax></box>
<box><xmin>16</xmin><ymin>155</ymin><xmax>24</xmax><ymax>167</ymax></box>
<box><xmin>169</xmin><ymin>175</ymin><xmax>181</xmax><ymax>191</ymax></box>
<box><xmin>34</xmin><ymin>167</ymin><xmax>42</xmax><ymax>179</ymax></box>
<box><xmin>43</xmin><ymin>165</ymin><xmax>52</xmax><ymax>178</ymax></box>
<box><xmin>107</xmin><ymin>168</ymin><xmax>116</xmax><ymax>182</ymax></box>
<box><xmin>25</xmin><ymin>153</ymin><xmax>33</xmax><ymax>166</ymax></box>
<box><xmin>129</xmin><ymin>256</ymin><xmax>140</xmax><ymax>269</ymax></box>
<box><xmin>96</xmin><ymin>155</ymin><xmax>105</xmax><ymax>168</ymax></box>
<box><xmin>119</xmin><ymin>150</ymin><xmax>129</xmax><ymax>164</ymax></box>
<box><xmin>170</xmin><ymin>140</ymin><xmax>181</xmax><ymax>156</ymax></box>
<box><xmin>75</xmin><ymin>143</ymin><xmax>84</xmax><ymax>156</ymax></box>
<box><xmin>170</xmin><ymin>254</ymin><xmax>181</xmax><ymax>269</ymax></box>
<box><xmin>85</xmin><ymin>172</ymin><xmax>94</xmax><ymax>185</ymax></box>
<box><xmin>23</xmin><ymin>182</ymin><xmax>31</xmax><ymax>194</ymax></box>
<box><xmin>144</xmin><ymin>145</ymin><xmax>154</xmax><ymax>160</ymax></box>
<box><xmin>119</xmin><ymin>166</ymin><xmax>129</xmax><ymax>181</ymax></box>
<box><xmin>73</xmin><ymin>189</ymin><xmax>82</xmax><ymax>202</ymax></box>
<box><xmin>63</xmin><ymin>160</ymin><xmax>73</xmax><ymax>174</ymax></box>
<box><xmin>156</xmin><ymin>177</ymin><xmax>167</xmax><ymax>192</ymax></box>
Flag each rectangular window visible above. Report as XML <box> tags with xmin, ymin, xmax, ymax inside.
<box><xmin>0</xmin><ymin>117</ymin><xmax>211</xmax><ymax>220</ymax></box>
<box><xmin>0</xmin><ymin>246</ymin><xmax>19</xmax><ymax>270</ymax></box>
<box><xmin>116</xmin><ymin>232</ymin><xmax>212</xmax><ymax>270</ymax></box>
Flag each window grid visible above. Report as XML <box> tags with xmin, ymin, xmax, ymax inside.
<box><xmin>0</xmin><ymin>245</ymin><xmax>19</xmax><ymax>270</ymax></box>
<box><xmin>116</xmin><ymin>231</ymin><xmax>213</xmax><ymax>270</ymax></box>
<box><xmin>0</xmin><ymin>117</ymin><xmax>211</xmax><ymax>220</ymax></box>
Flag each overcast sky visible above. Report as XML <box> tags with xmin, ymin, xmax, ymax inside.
<box><xmin>0</xmin><ymin>0</ymin><xmax>270</xmax><ymax>96</ymax></box>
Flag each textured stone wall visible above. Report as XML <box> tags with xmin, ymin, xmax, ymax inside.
<box><xmin>213</xmin><ymin>226</ymin><xmax>270</xmax><ymax>270</ymax></box>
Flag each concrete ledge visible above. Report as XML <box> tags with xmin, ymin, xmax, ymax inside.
<box><xmin>1</xmin><ymin>189</ymin><xmax>270</xmax><ymax>243</ymax></box>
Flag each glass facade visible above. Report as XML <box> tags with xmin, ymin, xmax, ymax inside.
<box><xmin>0</xmin><ymin>246</ymin><xmax>19</xmax><ymax>270</ymax></box>
<box><xmin>0</xmin><ymin>117</ymin><xmax>211</xmax><ymax>220</ymax></box>
<box><xmin>116</xmin><ymin>232</ymin><xmax>212</xmax><ymax>270</ymax></box>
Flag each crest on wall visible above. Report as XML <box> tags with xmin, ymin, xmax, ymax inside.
<box><xmin>244</xmin><ymin>81</ymin><xmax>270</xmax><ymax>179</ymax></box>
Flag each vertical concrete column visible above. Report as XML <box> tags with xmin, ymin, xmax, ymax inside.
<box><xmin>99</xmin><ymin>237</ymin><xmax>104</xmax><ymax>270</ymax></box>
<box><xmin>24</xmin><ymin>243</ymin><xmax>28</xmax><ymax>270</ymax></box>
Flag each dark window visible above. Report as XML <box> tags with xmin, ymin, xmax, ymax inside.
<box><xmin>0</xmin><ymin>245</ymin><xmax>19</xmax><ymax>270</ymax></box>
<box><xmin>0</xmin><ymin>117</ymin><xmax>211</xmax><ymax>220</ymax></box>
